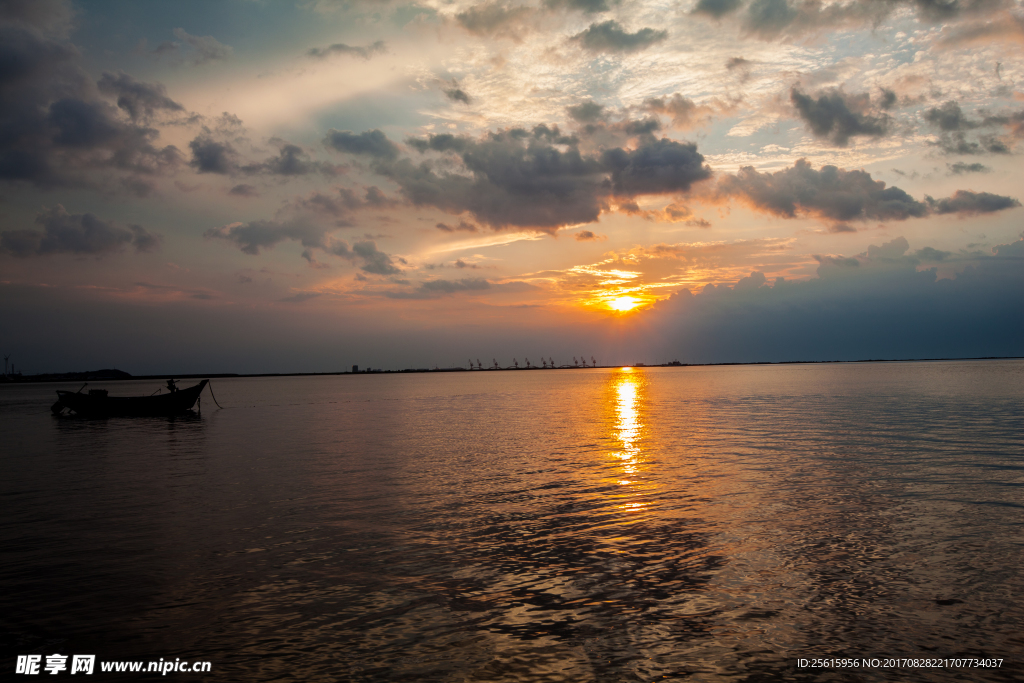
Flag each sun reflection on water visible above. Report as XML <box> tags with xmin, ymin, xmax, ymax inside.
<box><xmin>609</xmin><ymin>367</ymin><xmax>651</xmax><ymax>512</ymax></box>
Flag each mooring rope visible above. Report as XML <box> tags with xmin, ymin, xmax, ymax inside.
<box><xmin>207</xmin><ymin>380</ymin><xmax>224</xmax><ymax>409</ymax></box>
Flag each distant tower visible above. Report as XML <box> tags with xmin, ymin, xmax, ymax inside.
<box><xmin>476</xmin><ymin>359</ymin><xmax>482</xmax><ymax>369</ymax></box>
<box><xmin>469</xmin><ymin>359</ymin><xmax>473</xmax><ymax>370</ymax></box>
<box><xmin>591</xmin><ymin>356</ymin><xmax>596</xmax><ymax>367</ymax></box>
<box><xmin>493</xmin><ymin>358</ymin><xmax>499</xmax><ymax>370</ymax></box>
<box><xmin>513</xmin><ymin>358</ymin><xmax>519</xmax><ymax>368</ymax></box>
<box><xmin>352</xmin><ymin>365</ymin><xmax>359</xmax><ymax>373</ymax></box>
<box><xmin>573</xmin><ymin>356</ymin><xmax>578</xmax><ymax>367</ymax></box>
<box><xmin>525</xmin><ymin>357</ymin><xmax>531</xmax><ymax>368</ymax></box>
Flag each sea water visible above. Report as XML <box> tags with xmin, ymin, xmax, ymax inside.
<box><xmin>2</xmin><ymin>361</ymin><xmax>1023</xmax><ymax>681</ymax></box>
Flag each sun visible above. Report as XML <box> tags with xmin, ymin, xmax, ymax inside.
<box><xmin>608</xmin><ymin>295</ymin><xmax>640</xmax><ymax>312</ymax></box>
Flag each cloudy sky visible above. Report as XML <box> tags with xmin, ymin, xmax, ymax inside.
<box><xmin>1</xmin><ymin>0</ymin><xmax>1022</xmax><ymax>373</ymax></box>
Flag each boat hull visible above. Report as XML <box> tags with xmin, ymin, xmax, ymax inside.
<box><xmin>53</xmin><ymin>380</ymin><xmax>209</xmax><ymax>417</ymax></box>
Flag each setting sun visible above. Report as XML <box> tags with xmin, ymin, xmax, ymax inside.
<box><xmin>609</xmin><ymin>296</ymin><xmax>640</xmax><ymax>312</ymax></box>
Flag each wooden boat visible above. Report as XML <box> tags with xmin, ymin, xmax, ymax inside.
<box><xmin>51</xmin><ymin>380</ymin><xmax>209</xmax><ymax>417</ymax></box>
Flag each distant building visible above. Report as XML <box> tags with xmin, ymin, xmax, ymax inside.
<box><xmin>352</xmin><ymin>365</ymin><xmax>359</xmax><ymax>373</ymax></box>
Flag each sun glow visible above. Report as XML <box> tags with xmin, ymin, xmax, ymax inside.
<box><xmin>608</xmin><ymin>295</ymin><xmax>641</xmax><ymax>312</ymax></box>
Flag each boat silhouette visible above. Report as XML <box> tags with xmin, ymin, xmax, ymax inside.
<box><xmin>51</xmin><ymin>380</ymin><xmax>209</xmax><ymax>417</ymax></box>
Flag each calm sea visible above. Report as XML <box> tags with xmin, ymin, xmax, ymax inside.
<box><xmin>2</xmin><ymin>361</ymin><xmax>1023</xmax><ymax>681</ymax></box>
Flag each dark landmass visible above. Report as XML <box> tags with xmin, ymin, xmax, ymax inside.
<box><xmin>2</xmin><ymin>356</ymin><xmax>1021</xmax><ymax>384</ymax></box>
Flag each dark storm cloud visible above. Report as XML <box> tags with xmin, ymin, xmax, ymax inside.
<box><xmin>693</xmin><ymin>0</ymin><xmax>743</xmax><ymax>18</ymax></box>
<box><xmin>570</xmin><ymin>20</ymin><xmax>668</xmax><ymax>53</ymax></box>
<box><xmin>926</xmin><ymin>190</ymin><xmax>1021</xmax><ymax>215</ymax></box>
<box><xmin>790</xmin><ymin>88</ymin><xmax>890</xmax><ymax>146</ymax></box>
<box><xmin>171</xmin><ymin>28</ymin><xmax>232</xmax><ymax>64</ymax></box>
<box><xmin>637</xmin><ymin>236</ymin><xmax>1024</xmax><ymax>363</ymax></box>
<box><xmin>947</xmin><ymin>162</ymin><xmax>990</xmax><ymax>174</ymax></box>
<box><xmin>0</xmin><ymin>18</ymin><xmax>183</xmax><ymax>190</ymax></box>
<box><xmin>355</xmin><ymin>126</ymin><xmax>713</xmax><ymax>231</ymax></box>
<box><xmin>323</xmin><ymin>129</ymin><xmax>400</xmax><ymax>160</ymax></box>
<box><xmin>1</xmin><ymin>205</ymin><xmax>161</xmax><ymax>257</ymax></box>
<box><xmin>307</xmin><ymin>40</ymin><xmax>386</xmax><ymax>59</ymax></box>
<box><xmin>97</xmin><ymin>71</ymin><xmax>185</xmax><ymax>122</ymax></box>
<box><xmin>717</xmin><ymin>159</ymin><xmax>927</xmax><ymax>222</ymax></box>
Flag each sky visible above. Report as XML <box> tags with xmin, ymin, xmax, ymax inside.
<box><xmin>1</xmin><ymin>0</ymin><xmax>1022</xmax><ymax>374</ymax></box>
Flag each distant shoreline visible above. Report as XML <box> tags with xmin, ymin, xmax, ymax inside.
<box><xmin>2</xmin><ymin>356</ymin><xmax>1022</xmax><ymax>384</ymax></box>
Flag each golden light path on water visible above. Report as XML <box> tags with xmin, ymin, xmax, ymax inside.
<box><xmin>610</xmin><ymin>367</ymin><xmax>650</xmax><ymax>511</ymax></box>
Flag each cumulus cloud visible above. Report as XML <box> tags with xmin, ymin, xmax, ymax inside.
<box><xmin>0</xmin><ymin>19</ymin><xmax>183</xmax><ymax>190</ymax></box>
<box><xmin>716</xmin><ymin>159</ymin><xmax>1019</xmax><ymax>224</ymax></box>
<box><xmin>791</xmin><ymin>88</ymin><xmax>890</xmax><ymax>146</ymax></box>
<box><xmin>1</xmin><ymin>205</ymin><xmax>161</xmax><ymax>257</ymax></box>
<box><xmin>926</xmin><ymin>190</ymin><xmax>1021</xmax><ymax>215</ymax></box>
<box><xmin>188</xmin><ymin>135</ymin><xmax>237</xmax><ymax>174</ymax></box>
<box><xmin>922</xmin><ymin>101</ymin><xmax>1018</xmax><ymax>155</ymax></box>
<box><xmin>97</xmin><ymin>71</ymin><xmax>185</xmax><ymax>122</ymax></box>
<box><xmin>206</xmin><ymin>219</ymin><xmax>401</xmax><ymax>274</ymax></box>
<box><xmin>570</xmin><ymin>20</ymin><xmax>667</xmax><ymax>53</ymax></box>
<box><xmin>323</xmin><ymin>129</ymin><xmax>400</xmax><ymax>160</ymax></box>
<box><xmin>947</xmin><ymin>162</ymin><xmax>991</xmax><ymax>174</ymax></box>
<box><xmin>382</xmin><ymin>126</ymin><xmax>712</xmax><ymax>232</ymax></box>
<box><xmin>602</xmin><ymin>138</ymin><xmax>712</xmax><ymax>196</ymax></box>
<box><xmin>716</xmin><ymin>159</ymin><xmax>927</xmax><ymax>222</ymax></box>
<box><xmin>567</xmin><ymin>100</ymin><xmax>606</xmax><ymax>123</ymax></box>
<box><xmin>307</xmin><ymin>40</ymin><xmax>386</xmax><ymax>59</ymax></box>
<box><xmin>241</xmin><ymin>143</ymin><xmax>341</xmax><ymax>177</ymax></box>
<box><xmin>574</xmin><ymin>230</ymin><xmax>605</xmax><ymax>241</ymax></box>
<box><xmin>352</xmin><ymin>240</ymin><xmax>401</xmax><ymax>275</ymax></box>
